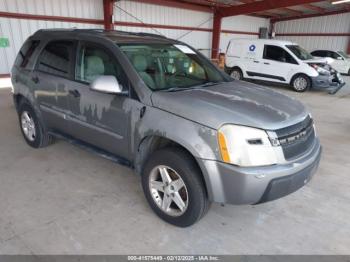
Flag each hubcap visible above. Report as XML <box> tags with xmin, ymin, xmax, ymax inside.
<box><xmin>21</xmin><ymin>111</ymin><xmax>36</xmax><ymax>141</ymax></box>
<box><xmin>231</xmin><ymin>70</ymin><xmax>241</xmax><ymax>80</ymax></box>
<box><xmin>149</xmin><ymin>165</ymin><xmax>189</xmax><ymax>217</ymax></box>
<box><xmin>294</xmin><ymin>77</ymin><xmax>307</xmax><ymax>90</ymax></box>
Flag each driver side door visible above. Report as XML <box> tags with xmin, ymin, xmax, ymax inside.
<box><xmin>66</xmin><ymin>41</ymin><xmax>131</xmax><ymax>159</ymax></box>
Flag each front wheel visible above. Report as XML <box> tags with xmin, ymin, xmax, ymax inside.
<box><xmin>291</xmin><ymin>74</ymin><xmax>311</xmax><ymax>92</ymax></box>
<box><xmin>141</xmin><ymin>148</ymin><xmax>209</xmax><ymax>227</ymax></box>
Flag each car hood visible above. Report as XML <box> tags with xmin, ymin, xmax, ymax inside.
<box><xmin>306</xmin><ymin>57</ymin><xmax>333</xmax><ymax>64</ymax></box>
<box><xmin>151</xmin><ymin>81</ymin><xmax>308</xmax><ymax>131</ymax></box>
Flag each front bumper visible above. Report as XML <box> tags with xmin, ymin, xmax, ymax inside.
<box><xmin>311</xmin><ymin>72</ymin><xmax>345</xmax><ymax>94</ymax></box>
<box><xmin>198</xmin><ymin>138</ymin><xmax>321</xmax><ymax>205</ymax></box>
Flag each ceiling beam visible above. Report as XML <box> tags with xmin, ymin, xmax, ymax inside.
<box><xmin>303</xmin><ymin>3</ymin><xmax>325</xmax><ymax>12</ymax></box>
<box><xmin>271</xmin><ymin>7</ymin><xmax>350</xmax><ymax>22</ymax></box>
<box><xmin>280</xmin><ymin>7</ymin><xmax>304</xmax><ymax>15</ymax></box>
<box><xmin>132</xmin><ymin>0</ymin><xmax>213</xmax><ymax>13</ymax></box>
<box><xmin>254</xmin><ymin>11</ymin><xmax>283</xmax><ymax>17</ymax></box>
<box><xmin>220</xmin><ymin>0</ymin><xmax>322</xmax><ymax>17</ymax></box>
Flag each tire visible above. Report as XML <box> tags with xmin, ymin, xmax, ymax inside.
<box><xmin>230</xmin><ymin>67</ymin><xmax>243</xmax><ymax>80</ymax></box>
<box><xmin>291</xmin><ymin>74</ymin><xmax>311</xmax><ymax>92</ymax></box>
<box><xmin>18</xmin><ymin>100</ymin><xmax>52</xmax><ymax>148</ymax></box>
<box><xmin>141</xmin><ymin>147</ymin><xmax>209</xmax><ymax>227</ymax></box>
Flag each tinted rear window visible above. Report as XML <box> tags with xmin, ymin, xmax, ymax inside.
<box><xmin>14</xmin><ymin>40</ymin><xmax>40</xmax><ymax>69</ymax></box>
<box><xmin>36</xmin><ymin>41</ymin><xmax>74</xmax><ymax>78</ymax></box>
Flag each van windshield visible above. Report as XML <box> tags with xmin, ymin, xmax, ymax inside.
<box><xmin>286</xmin><ymin>45</ymin><xmax>313</xmax><ymax>60</ymax></box>
<box><xmin>118</xmin><ymin>43</ymin><xmax>230</xmax><ymax>91</ymax></box>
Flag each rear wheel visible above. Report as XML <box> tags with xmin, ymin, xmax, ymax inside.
<box><xmin>141</xmin><ymin>148</ymin><xmax>209</xmax><ymax>227</ymax></box>
<box><xmin>291</xmin><ymin>74</ymin><xmax>311</xmax><ymax>92</ymax></box>
<box><xmin>230</xmin><ymin>68</ymin><xmax>243</xmax><ymax>80</ymax></box>
<box><xmin>18</xmin><ymin>101</ymin><xmax>52</xmax><ymax>148</ymax></box>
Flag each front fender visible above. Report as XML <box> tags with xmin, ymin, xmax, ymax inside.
<box><xmin>133</xmin><ymin>106</ymin><xmax>220</xmax><ymax>161</ymax></box>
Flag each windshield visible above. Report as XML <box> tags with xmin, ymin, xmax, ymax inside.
<box><xmin>118</xmin><ymin>43</ymin><xmax>230</xmax><ymax>91</ymax></box>
<box><xmin>338</xmin><ymin>51</ymin><xmax>349</xmax><ymax>59</ymax></box>
<box><xmin>286</xmin><ymin>45</ymin><xmax>313</xmax><ymax>60</ymax></box>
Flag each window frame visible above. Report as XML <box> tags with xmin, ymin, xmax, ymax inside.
<box><xmin>263</xmin><ymin>45</ymin><xmax>298</xmax><ymax>65</ymax></box>
<box><xmin>34</xmin><ymin>39</ymin><xmax>77</xmax><ymax>80</ymax></box>
<box><xmin>74</xmin><ymin>41</ymin><xmax>132</xmax><ymax>94</ymax></box>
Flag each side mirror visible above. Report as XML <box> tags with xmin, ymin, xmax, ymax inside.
<box><xmin>336</xmin><ymin>56</ymin><xmax>343</xmax><ymax>60</ymax></box>
<box><xmin>90</xmin><ymin>75</ymin><xmax>123</xmax><ymax>94</ymax></box>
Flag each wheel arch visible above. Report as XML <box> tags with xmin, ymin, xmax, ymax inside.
<box><xmin>135</xmin><ymin>135</ymin><xmax>212</xmax><ymax>199</ymax></box>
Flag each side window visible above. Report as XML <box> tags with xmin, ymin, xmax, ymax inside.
<box><xmin>36</xmin><ymin>41</ymin><xmax>73</xmax><ymax>78</ymax></box>
<box><xmin>75</xmin><ymin>43</ymin><xmax>128</xmax><ymax>90</ymax></box>
<box><xmin>330</xmin><ymin>51</ymin><xmax>341</xmax><ymax>59</ymax></box>
<box><xmin>264</xmin><ymin>45</ymin><xmax>297</xmax><ymax>64</ymax></box>
<box><xmin>311</xmin><ymin>51</ymin><xmax>322</xmax><ymax>57</ymax></box>
<box><xmin>14</xmin><ymin>40</ymin><xmax>40</xmax><ymax>69</ymax></box>
<box><xmin>320</xmin><ymin>51</ymin><xmax>328</xmax><ymax>57</ymax></box>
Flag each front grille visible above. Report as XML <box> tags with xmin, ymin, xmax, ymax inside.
<box><xmin>274</xmin><ymin>116</ymin><xmax>315</xmax><ymax>160</ymax></box>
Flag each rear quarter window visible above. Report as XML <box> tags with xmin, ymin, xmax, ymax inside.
<box><xmin>14</xmin><ymin>40</ymin><xmax>40</xmax><ymax>69</ymax></box>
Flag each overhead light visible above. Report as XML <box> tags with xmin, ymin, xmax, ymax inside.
<box><xmin>331</xmin><ymin>0</ymin><xmax>350</xmax><ymax>4</ymax></box>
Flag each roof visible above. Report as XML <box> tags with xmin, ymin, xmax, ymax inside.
<box><xmin>33</xmin><ymin>29</ymin><xmax>177</xmax><ymax>44</ymax></box>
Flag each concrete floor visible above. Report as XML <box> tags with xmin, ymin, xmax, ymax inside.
<box><xmin>0</xmin><ymin>77</ymin><xmax>349</xmax><ymax>255</ymax></box>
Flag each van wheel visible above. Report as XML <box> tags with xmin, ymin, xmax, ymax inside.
<box><xmin>230</xmin><ymin>68</ymin><xmax>243</xmax><ymax>80</ymax></box>
<box><xmin>18</xmin><ymin>101</ymin><xmax>52</xmax><ymax>148</ymax></box>
<box><xmin>141</xmin><ymin>148</ymin><xmax>209</xmax><ymax>227</ymax></box>
<box><xmin>291</xmin><ymin>74</ymin><xmax>310</xmax><ymax>92</ymax></box>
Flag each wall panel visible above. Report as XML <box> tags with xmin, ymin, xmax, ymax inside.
<box><xmin>0</xmin><ymin>0</ymin><xmax>103</xmax><ymax>74</ymax></box>
<box><xmin>275</xmin><ymin>13</ymin><xmax>350</xmax><ymax>52</ymax></box>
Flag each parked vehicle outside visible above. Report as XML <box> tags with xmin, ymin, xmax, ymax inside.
<box><xmin>12</xmin><ymin>29</ymin><xmax>321</xmax><ymax>227</ymax></box>
<box><xmin>311</xmin><ymin>50</ymin><xmax>350</xmax><ymax>75</ymax></box>
<box><xmin>225</xmin><ymin>39</ymin><xmax>345</xmax><ymax>93</ymax></box>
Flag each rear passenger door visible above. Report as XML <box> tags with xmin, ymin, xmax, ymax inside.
<box><xmin>65</xmin><ymin>41</ymin><xmax>131</xmax><ymax>159</ymax></box>
<box><xmin>33</xmin><ymin>40</ymin><xmax>75</xmax><ymax>131</ymax></box>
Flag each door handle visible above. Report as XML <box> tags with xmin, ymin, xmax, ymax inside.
<box><xmin>253</xmin><ymin>60</ymin><xmax>260</xmax><ymax>63</ymax></box>
<box><xmin>32</xmin><ymin>76</ymin><xmax>39</xmax><ymax>84</ymax></box>
<box><xmin>69</xmin><ymin>89</ymin><xmax>81</xmax><ymax>98</ymax></box>
<box><xmin>264</xmin><ymin>62</ymin><xmax>270</xmax><ymax>65</ymax></box>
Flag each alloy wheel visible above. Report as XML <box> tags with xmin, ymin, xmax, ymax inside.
<box><xmin>149</xmin><ymin>165</ymin><xmax>189</xmax><ymax>217</ymax></box>
<box><xmin>21</xmin><ymin>111</ymin><xmax>36</xmax><ymax>141</ymax></box>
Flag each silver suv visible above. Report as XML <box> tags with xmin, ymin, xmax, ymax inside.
<box><xmin>12</xmin><ymin>29</ymin><xmax>322</xmax><ymax>227</ymax></box>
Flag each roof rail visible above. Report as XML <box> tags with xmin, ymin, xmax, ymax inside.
<box><xmin>34</xmin><ymin>28</ymin><xmax>167</xmax><ymax>39</ymax></box>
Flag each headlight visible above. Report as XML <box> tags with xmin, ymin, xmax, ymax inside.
<box><xmin>309</xmin><ymin>64</ymin><xmax>329</xmax><ymax>75</ymax></box>
<box><xmin>218</xmin><ymin>125</ymin><xmax>278</xmax><ymax>167</ymax></box>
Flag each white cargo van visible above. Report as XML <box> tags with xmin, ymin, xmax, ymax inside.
<box><xmin>225</xmin><ymin>39</ymin><xmax>345</xmax><ymax>93</ymax></box>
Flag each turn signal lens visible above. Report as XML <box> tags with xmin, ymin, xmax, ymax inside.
<box><xmin>218</xmin><ymin>131</ymin><xmax>231</xmax><ymax>163</ymax></box>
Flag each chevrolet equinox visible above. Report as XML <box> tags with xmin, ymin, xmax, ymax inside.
<box><xmin>11</xmin><ymin>29</ymin><xmax>322</xmax><ymax>227</ymax></box>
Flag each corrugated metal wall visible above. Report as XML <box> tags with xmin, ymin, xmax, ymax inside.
<box><xmin>275</xmin><ymin>13</ymin><xmax>350</xmax><ymax>52</ymax></box>
<box><xmin>0</xmin><ymin>0</ymin><xmax>104</xmax><ymax>75</ymax></box>
<box><xmin>220</xmin><ymin>15</ymin><xmax>269</xmax><ymax>52</ymax></box>
<box><xmin>0</xmin><ymin>0</ymin><xmax>269</xmax><ymax>74</ymax></box>
<box><xmin>114</xmin><ymin>1</ymin><xmax>269</xmax><ymax>57</ymax></box>
<box><xmin>114</xmin><ymin>0</ymin><xmax>213</xmax><ymax>57</ymax></box>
